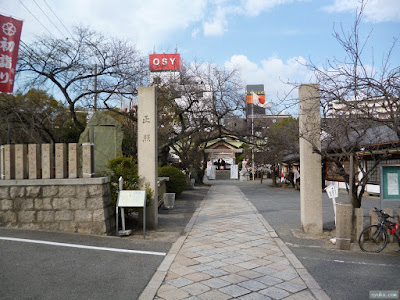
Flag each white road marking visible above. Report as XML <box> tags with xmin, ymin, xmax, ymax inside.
<box><xmin>302</xmin><ymin>256</ymin><xmax>397</xmax><ymax>267</ymax></box>
<box><xmin>0</xmin><ymin>236</ymin><xmax>166</xmax><ymax>256</ymax></box>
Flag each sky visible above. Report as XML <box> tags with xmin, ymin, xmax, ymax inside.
<box><xmin>2</xmin><ymin>0</ymin><xmax>400</xmax><ymax>111</ymax></box>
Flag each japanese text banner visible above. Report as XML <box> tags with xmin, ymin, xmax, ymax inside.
<box><xmin>0</xmin><ymin>14</ymin><xmax>23</xmax><ymax>93</ymax></box>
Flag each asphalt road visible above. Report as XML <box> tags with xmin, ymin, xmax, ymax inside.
<box><xmin>0</xmin><ymin>186</ymin><xmax>209</xmax><ymax>300</ymax></box>
<box><xmin>234</xmin><ymin>179</ymin><xmax>400</xmax><ymax>300</ymax></box>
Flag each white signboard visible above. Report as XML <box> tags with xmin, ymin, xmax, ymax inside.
<box><xmin>387</xmin><ymin>173</ymin><xmax>399</xmax><ymax>196</ymax></box>
<box><xmin>230</xmin><ymin>164</ymin><xmax>238</xmax><ymax>179</ymax></box>
<box><xmin>326</xmin><ymin>184</ymin><xmax>338</xmax><ymax>199</ymax></box>
<box><xmin>117</xmin><ymin>190</ymin><xmax>146</xmax><ymax>207</ymax></box>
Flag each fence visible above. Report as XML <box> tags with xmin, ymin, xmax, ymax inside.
<box><xmin>0</xmin><ymin>143</ymin><xmax>115</xmax><ymax>235</ymax></box>
<box><xmin>0</xmin><ymin>143</ymin><xmax>94</xmax><ymax>180</ymax></box>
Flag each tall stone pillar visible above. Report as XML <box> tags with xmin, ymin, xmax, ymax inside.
<box><xmin>0</xmin><ymin>145</ymin><xmax>4</xmax><ymax>180</ymax></box>
<box><xmin>82</xmin><ymin>143</ymin><xmax>94</xmax><ymax>178</ymax></box>
<box><xmin>15</xmin><ymin>144</ymin><xmax>28</xmax><ymax>180</ymax></box>
<box><xmin>41</xmin><ymin>144</ymin><xmax>54</xmax><ymax>179</ymax></box>
<box><xmin>4</xmin><ymin>144</ymin><xmax>15</xmax><ymax>180</ymax></box>
<box><xmin>299</xmin><ymin>84</ymin><xmax>322</xmax><ymax>234</ymax></box>
<box><xmin>55</xmin><ymin>143</ymin><xmax>67</xmax><ymax>179</ymax></box>
<box><xmin>68</xmin><ymin>143</ymin><xmax>79</xmax><ymax>179</ymax></box>
<box><xmin>28</xmin><ymin>144</ymin><xmax>41</xmax><ymax>179</ymax></box>
<box><xmin>138</xmin><ymin>86</ymin><xmax>158</xmax><ymax>228</ymax></box>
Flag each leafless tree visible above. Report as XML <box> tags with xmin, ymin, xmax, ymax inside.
<box><xmin>299</xmin><ymin>0</ymin><xmax>400</xmax><ymax>208</ymax></box>
<box><xmin>156</xmin><ymin>61</ymin><xmax>245</xmax><ymax>176</ymax></box>
<box><xmin>17</xmin><ymin>26</ymin><xmax>148</xmax><ymax>131</ymax></box>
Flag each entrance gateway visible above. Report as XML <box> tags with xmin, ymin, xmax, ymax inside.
<box><xmin>204</xmin><ymin>139</ymin><xmax>243</xmax><ymax>180</ymax></box>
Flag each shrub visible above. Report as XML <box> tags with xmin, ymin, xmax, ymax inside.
<box><xmin>104</xmin><ymin>157</ymin><xmax>139</xmax><ymax>205</ymax></box>
<box><xmin>158</xmin><ymin>166</ymin><xmax>187</xmax><ymax>196</ymax></box>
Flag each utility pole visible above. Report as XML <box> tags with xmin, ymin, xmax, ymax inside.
<box><xmin>251</xmin><ymin>100</ymin><xmax>255</xmax><ymax>181</ymax></box>
<box><xmin>94</xmin><ymin>64</ymin><xmax>97</xmax><ymax>111</ymax></box>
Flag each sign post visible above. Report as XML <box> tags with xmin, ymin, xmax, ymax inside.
<box><xmin>326</xmin><ymin>183</ymin><xmax>339</xmax><ymax>225</ymax></box>
<box><xmin>326</xmin><ymin>183</ymin><xmax>339</xmax><ymax>245</ymax></box>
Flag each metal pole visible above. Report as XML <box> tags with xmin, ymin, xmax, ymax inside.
<box><xmin>94</xmin><ymin>64</ymin><xmax>97</xmax><ymax>111</ymax></box>
<box><xmin>251</xmin><ymin>102</ymin><xmax>255</xmax><ymax>181</ymax></box>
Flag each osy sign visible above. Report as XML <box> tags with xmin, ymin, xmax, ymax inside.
<box><xmin>149</xmin><ymin>54</ymin><xmax>180</xmax><ymax>71</ymax></box>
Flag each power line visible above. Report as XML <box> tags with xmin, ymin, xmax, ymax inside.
<box><xmin>18</xmin><ymin>0</ymin><xmax>55</xmax><ymax>37</ymax></box>
<box><xmin>32</xmin><ymin>0</ymin><xmax>67</xmax><ymax>38</ymax></box>
<box><xmin>42</xmin><ymin>0</ymin><xmax>73</xmax><ymax>37</ymax></box>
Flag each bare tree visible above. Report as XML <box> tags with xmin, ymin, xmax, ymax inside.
<box><xmin>17</xmin><ymin>26</ymin><xmax>148</xmax><ymax>131</ymax></box>
<box><xmin>156</xmin><ymin>61</ymin><xmax>245</xmax><ymax>176</ymax></box>
<box><xmin>300</xmin><ymin>0</ymin><xmax>400</xmax><ymax>208</ymax></box>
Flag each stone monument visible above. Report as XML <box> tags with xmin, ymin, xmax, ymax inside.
<box><xmin>299</xmin><ymin>84</ymin><xmax>322</xmax><ymax>234</ymax></box>
<box><xmin>79</xmin><ymin>111</ymin><xmax>123</xmax><ymax>176</ymax></box>
<box><xmin>138</xmin><ymin>86</ymin><xmax>158</xmax><ymax>228</ymax></box>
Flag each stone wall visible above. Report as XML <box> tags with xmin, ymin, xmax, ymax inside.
<box><xmin>0</xmin><ymin>178</ymin><xmax>114</xmax><ymax>235</ymax></box>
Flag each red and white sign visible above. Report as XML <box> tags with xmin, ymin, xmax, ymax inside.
<box><xmin>149</xmin><ymin>54</ymin><xmax>180</xmax><ymax>71</ymax></box>
<box><xmin>0</xmin><ymin>14</ymin><xmax>23</xmax><ymax>93</ymax></box>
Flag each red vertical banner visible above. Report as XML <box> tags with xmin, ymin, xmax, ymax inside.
<box><xmin>0</xmin><ymin>15</ymin><xmax>23</xmax><ymax>93</ymax></box>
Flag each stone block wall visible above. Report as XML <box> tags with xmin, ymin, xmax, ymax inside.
<box><xmin>0</xmin><ymin>178</ymin><xmax>115</xmax><ymax>235</ymax></box>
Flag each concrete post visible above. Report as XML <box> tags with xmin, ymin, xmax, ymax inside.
<box><xmin>0</xmin><ymin>145</ymin><xmax>4</xmax><ymax>179</ymax></box>
<box><xmin>68</xmin><ymin>143</ymin><xmax>79</xmax><ymax>179</ymax></box>
<box><xmin>41</xmin><ymin>144</ymin><xmax>54</xmax><ymax>179</ymax></box>
<box><xmin>15</xmin><ymin>144</ymin><xmax>28</xmax><ymax>180</ymax></box>
<box><xmin>55</xmin><ymin>143</ymin><xmax>67</xmax><ymax>179</ymax></box>
<box><xmin>385</xmin><ymin>208</ymin><xmax>393</xmax><ymax>243</ymax></box>
<box><xmin>82</xmin><ymin>143</ymin><xmax>94</xmax><ymax>178</ymax></box>
<box><xmin>336</xmin><ymin>202</ymin><xmax>352</xmax><ymax>250</ymax></box>
<box><xmin>4</xmin><ymin>144</ymin><xmax>15</xmax><ymax>180</ymax></box>
<box><xmin>397</xmin><ymin>208</ymin><xmax>400</xmax><ymax>225</ymax></box>
<box><xmin>354</xmin><ymin>208</ymin><xmax>363</xmax><ymax>243</ymax></box>
<box><xmin>369</xmin><ymin>208</ymin><xmax>378</xmax><ymax>227</ymax></box>
<box><xmin>28</xmin><ymin>144</ymin><xmax>41</xmax><ymax>179</ymax></box>
<box><xmin>299</xmin><ymin>84</ymin><xmax>322</xmax><ymax>234</ymax></box>
<box><xmin>138</xmin><ymin>86</ymin><xmax>158</xmax><ymax>229</ymax></box>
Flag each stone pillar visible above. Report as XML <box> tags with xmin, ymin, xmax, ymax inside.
<box><xmin>0</xmin><ymin>145</ymin><xmax>4</xmax><ymax>180</ymax></box>
<box><xmin>82</xmin><ymin>143</ymin><xmax>94</xmax><ymax>178</ymax></box>
<box><xmin>385</xmin><ymin>208</ymin><xmax>393</xmax><ymax>243</ymax></box>
<box><xmin>28</xmin><ymin>144</ymin><xmax>41</xmax><ymax>179</ymax></box>
<box><xmin>15</xmin><ymin>144</ymin><xmax>28</xmax><ymax>180</ymax></box>
<box><xmin>354</xmin><ymin>208</ymin><xmax>363</xmax><ymax>243</ymax></box>
<box><xmin>397</xmin><ymin>208</ymin><xmax>400</xmax><ymax>225</ymax></box>
<box><xmin>68</xmin><ymin>143</ymin><xmax>79</xmax><ymax>179</ymax></box>
<box><xmin>299</xmin><ymin>84</ymin><xmax>322</xmax><ymax>234</ymax></box>
<box><xmin>4</xmin><ymin>144</ymin><xmax>15</xmax><ymax>180</ymax></box>
<box><xmin>55</xmin><ymin>143</ymin><xmax>67</xmax><ymax>179</ymax></box>
<box><xmin>336</xmin><ymin>202</ymin><xmax>352</xmax><ymax>250</ymax></box>
<box><xmin>138</xmin><ymin>86</ymin><xmax>158</xmax><ymax>228</ymax></box>
<box><xmin>42</xmin><ymin>144</ymin><xmax>54</xmax><ymax>179</ymax></box>
<box><xmin>369</xmin><ymin>208</ymin><xmax>378</xmax><ymax>228</ymax></box>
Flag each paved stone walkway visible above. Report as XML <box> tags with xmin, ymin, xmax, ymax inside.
<box><xmin>140</xmin><ymin>185</ymin><xmax>330</xmax><ymax>300</ymax></box>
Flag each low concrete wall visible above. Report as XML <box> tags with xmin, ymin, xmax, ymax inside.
<box><xmin>0</xmin><ymin>178</ymin><xmax>114</xmax><ymax>235</ymax></box>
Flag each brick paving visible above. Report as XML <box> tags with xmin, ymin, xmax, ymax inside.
<box><xmin>140</xmin><ymin>185</ymin><xmax>330</xmax><ymax>300</ymax></box>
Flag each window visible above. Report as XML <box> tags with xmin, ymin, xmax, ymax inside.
<box><xmin>366</xmin><ymin>158</ymin><xmax>400</xmax><ymax>184</ymax></box>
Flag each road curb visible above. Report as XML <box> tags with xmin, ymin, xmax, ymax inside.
<box><xmin>138</xmin><ymin>188</ymin><xmax>211</xmax><ymax>300</ymax></box>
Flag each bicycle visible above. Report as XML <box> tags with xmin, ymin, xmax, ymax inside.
<box><xmin>358</xmin><ymin>207</ymin><xmax>400</xmax><ymax>253</ymax></box>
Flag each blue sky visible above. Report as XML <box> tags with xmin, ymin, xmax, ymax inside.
<box><xmin>2</xmin><ymin>0</ymin><xmax>400</xmax><ymax>109</ymax></box>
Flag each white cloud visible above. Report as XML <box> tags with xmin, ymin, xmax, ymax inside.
<box><xmin>8</xmin><ymin>0</ymin><xmax>208</xmax><ymax>51</ymax></box>
<box><xmin>203</xmin><ymin>6</ymin><xmax>228</xmax><ymax>36</ymax></box>
<box><xmin>225</xmin><ymin>54</ymin><xmax>314</xmax><ymax>111</ymax></box>
<box><xmin>201</xmin><ymin>0</ymin><xmax>302</xmax><ymax>36</ymax></box>
<box><xmin>244</xmin><ymin>0</ymin><xmax>296</xmax><ymax>16</ymax></box>
<box><xmin>324</xmin><ymin>0</ymin><xmax>400</xmax><ymax>23</ymax></box>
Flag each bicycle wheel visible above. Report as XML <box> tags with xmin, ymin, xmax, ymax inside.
<box><xmin>359</xmin><ymin>225</ymin><xmax>388</xmax><ymax>253</ymax></box>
